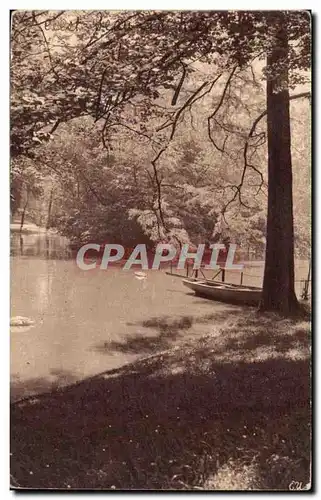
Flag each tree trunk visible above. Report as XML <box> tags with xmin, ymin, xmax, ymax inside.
<box><xmin>260</xmin><ymin>18</ymin><xmax>299</xmax><ymax>315</ymax></box>
<box><xmin>19</xmin><ymin>189</ymin><xmax>29</xmax><ymax>233</ymax></box>
<box><xmin>11</xmin><ymin>177</ymin><xmax>22</xmax><ymax>216</ymax></box>
<box><xmin>46</xmin><ymin>188</ymin><xmax>54</xmax><ymax>230</ymax></box>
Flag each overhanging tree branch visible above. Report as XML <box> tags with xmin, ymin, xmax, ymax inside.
<box><xmin>222</xmin><ymin>90</ymin><xmax>311</xmax><ymax>220</ymax></box>
<box><xmin>247</xmin><ymin>91</ymin><xmax>311</xmax><ymax>141</ymax></box>
<box><xmin>207</xmin><ymin>66</ymin><xmax>237</xmax><ymax>154</ymax></box>
<box><xmin>171</xmin><ymin>62</ymin><xmax>187</xmax><ymax>106</ymax></box>
<box><xmin>151</xmin><ymin>80</ymin><xmax>213</xmax><ymax>233</ymax></box>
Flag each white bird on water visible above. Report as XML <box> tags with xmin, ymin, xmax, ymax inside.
<box><xmin>10</xmin><ymin>316</ymin><xmax>34</xmax><ymax>327</ymax></box>
<box><xmin>10</xmin><ymin>316</ymin><xmax>35</xmax><ymax>332</ymax></box>
<box><xmin>134</xmin><ymin>271</ymin><xmax>147</xmax><ymax>281</ymax></box>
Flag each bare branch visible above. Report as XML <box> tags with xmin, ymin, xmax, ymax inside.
<box><xmin>208</xmin><ymin>67</ymin><xmax>238</xmax><ymax>121</ymax></box>
<box><xmin>32</xmin><ymin>12</ymin><xmax>60</xmax><ymax>81</ymax></box>
<box><xmin>169</xmin><ymin>81</ymin><xmax>208</xmax><ymax>141</ymax></box>
<box><xmin>207</xmin><ymin>67</ymin><xmax>237</xmax><ymax>154</ymax></box>
<box><xmin>95</xmin><ymin>68</ymin><xmax>108</xmax><ymax>120</ymax></box>
<box><xmin>247</xmin><ymin>91</ymin><xmax>311</xmax><ymax>141</ymax></box>
<box><xmin>221</xmin><ymin>89</ymin><xmax>311</xmax><ymax>219</ymax></box>
<box><xmin>171</xmin><ymin>62</ymin><xmax>187</xmax><ymax>106</ymax></box>
<box><xmin>188</xmin><ymin>74</ymin><xmax>222</xmax><ymax>109</ymax></box>
<box><xmin>49</xmin><ymin>119</ymin><xmax>61</xmax><ymax>135</ymax></box>
<box><xmin>109</xmin><ymin>121</ymin><xmax>163</xmax><ymax>146</ymax></box>
<box><xmin>83</xmin><ymin>13</ymin><xmax>141</xmax><ymax>50</ymax></box>
<box><xmin>101</xmin><ymin>113</ymin><xmax>111</xmax><ymax>150</ymax></box>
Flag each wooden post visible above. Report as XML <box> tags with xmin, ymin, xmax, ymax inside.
<box><xmin>240</xmin><ymin>272</ymin><xmax>243</xmax><ymax>285</ymax></box>
<box><xmin>221</xmin><ymin>267</ymin><xmax>225</xmax><ymax>283</ymax></box>
<box><xmin>302</xmin><ymin>259</ymin><xmax>311</xmax><ymax>300</ymax></box>
<box><xmin>307</xmin><ymin>258</ymin><xmax>311</xmax><ymax>286</ymax></box>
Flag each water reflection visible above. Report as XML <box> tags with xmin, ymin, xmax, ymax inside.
<box><xmin>10</xmin><ymin>231</ymin><xmax>72</xmax><ymax>260</ymax></box>
<box><xmin>10</xmin><ymin>234</ymin><xmax>230</xmax><ymax>402</ymax></box>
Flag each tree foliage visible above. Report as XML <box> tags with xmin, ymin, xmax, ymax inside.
<box><xmin>10</xmin><ymin>10</ymin><xmax>311</xmax><ymax>312</ymax></box>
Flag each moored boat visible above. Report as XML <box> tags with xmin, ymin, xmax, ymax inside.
<box><xmin>182</xmin><ymin>279</ymin><xmax>261</xmax><ymax>306</ymax></box>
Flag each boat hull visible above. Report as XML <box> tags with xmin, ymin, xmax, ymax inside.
<box><xmin>182</xmin><ymin>279</ymin><xmax>261</xmax><ymax>306</ymax></box>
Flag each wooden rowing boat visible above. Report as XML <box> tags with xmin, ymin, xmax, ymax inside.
<box><xmin>182</xmin><ymin>278</ymin><xmax>261</xmax><ymax>306</ymax></box>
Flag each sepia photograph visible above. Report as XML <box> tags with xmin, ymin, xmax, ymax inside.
<box><xmin>10</xmin><ymin>9</ymin><xmax>311</xmax><ymax>491</ymax></box>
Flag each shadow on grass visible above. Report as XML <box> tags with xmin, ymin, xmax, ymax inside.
<box><xmin>94</xmin><ymin>315</ymin><xmax>194</xmax><ymax>355</ymax></box>
<box><xmin>94</xmin><ymin>307</ymin><xmax>240</xmax><ymax>356</ymax></box>
<box><xmin>209</xmin><ymin>314</ymin><xmax>311</xmax><ymax>362</ymax></box>
<box><xmin>11</xmin><ymin>369</ymin><xmax>80</xmax><ymax>403</ymax></box>
<box><xmin>11</xmin><ymin>311</ymin><xmax>311</xmax><ymax>490</ymax></box>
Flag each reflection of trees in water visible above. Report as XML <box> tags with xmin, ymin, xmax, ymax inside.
<box><xmin>36</xmin><ymin>267</ymin><xmax>54</xmax><ymax>313</ymax></box>
<box><xmin>10</xmin><ymin>232</ymin><xmax>72</xmax><ymax>260</ymax></box>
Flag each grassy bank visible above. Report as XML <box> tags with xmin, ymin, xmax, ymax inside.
<box><xmin>11</xmin><ymin>308</ymin><xmax>311</xmax><ymax>490</ymax></box>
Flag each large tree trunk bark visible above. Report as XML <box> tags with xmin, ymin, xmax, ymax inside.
<box><xmin>260</xmin><ymin>17</ymin><xmax>300</xmax><ymax>315</ymax></box>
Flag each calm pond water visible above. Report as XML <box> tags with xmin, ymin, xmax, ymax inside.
<box><xmin>10</xmin><ymin>231</ymin><xmax>309</xmax><ymax>402</ymax></box>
